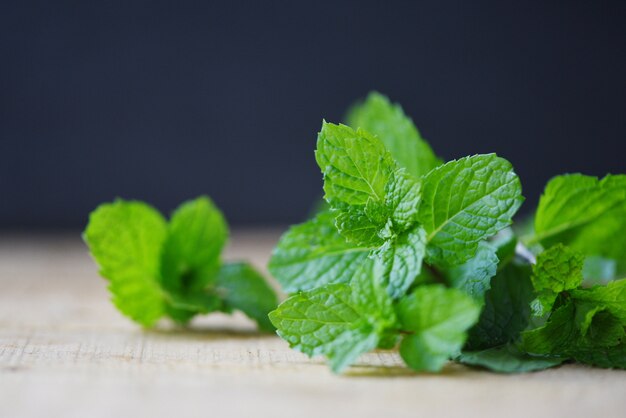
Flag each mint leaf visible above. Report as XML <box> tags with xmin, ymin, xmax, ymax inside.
<box><xmin>574</xmin><ymin>305</ymin><xmax>625</xmax><ymax>348</ymax></box>
<box><xmin>335</xmin><ymin>207</ymin><xmax>388</xmax><ymax>247</ymax></box>
<box><xmin>268</xmin><ymin>284</ymin><xmax>378</xmax><ymax>374</ymax></box>
<box><xmin>465</xmin><ymin>261</ymin><xmax>534</xmax><ymax>350</ymax></box>
<box><xmin>84</xmin><ymin>200</ymin><xmax>168</xmax><ymax>326</ymax></box>
<box><xmin>335</xmin><ymin>168</ymin><xmax>422</xmax><ymax>247</ymax></box>
<box><xmin>216</xmin><ymin>262</ymin><xmax>278</xmax><ymax>332</ymax></box>
<box><xmin>384</xmin><ymin>168</ymin><xmax>423</xmax><ymax>231</ymax></box>
<box><xmin>570</xmin><ymin>342</ymin><xmax>626</xmax><ymax>369</ymax></box>
<box><xmin>419</xmin><ymin>154</ymin><xmax>523</xmax><ymax>266</ymax></box>
<box><xmin>313</xmin><ymin>121</ymin><xmax>427</xmax><ymax>297</ymax></box>
<box><xmin>444</xmin><ymin>241</ymin><xmax>499</xmax><ymax>300</ymax></box>
<box><xmin>267</xmin><ymin>285</ymin><xmax>359</xmax><ymax>358</ymax></box>
<box><xmin>530</xmin><ymin>244</ymin><xmax>584</xmax><ymax>316</ymax></box>
<box><xmin>269</xmin><ymin>259</ymin><xmax>395</xmax><ymax>373</ymax></box>
<box><xmin>346</xmin><ymin>92</ymin><xmax>441</xmax><ymax>178</ymax></box>
<box><xmin>532</xmin><ymin>174</ymin><xmax>626</xmax><ymax>271</ymax></box>
<box><xmin>161</xmin><ymin>197</ymin><xmax>227</xmax><ymax>294</ymax></box>
<box><xmin>316</xmin><ymin>122</ymin><xmax>425</xmax><ymax>249</ymax></box>
<box><xmin>571</xmin><ymin>278</ymin><xmax>626</xmax><ymax>323</ymax></box>
<box><xmin>396</xmin><ymin>285</ymin><xmax>481</xmax><ymax>372</ymax></box>
<box><xmin>458</xmin><ymin>345</ymin><xmax>563</xmax><ymax>373</ymax></box>
<box><xmin>159</xmin><ymin>196</ymin><xmax>229</xmax><ymax>323</ymax></box>
<box><xmin>268</xmin><ymin>211</ymin><xmax>370</xmax><ymax>293</ymax></box>
<box><xmin>521</xmin><ymin>303</ymin><xmax>579</xmax><ymax>355</ymax></box>
<box><xmin>315</xmin><ymin>122</ymin><xmax>395</xmax><ymax>209</ymax></box>
<box><xmin>522</xmin><ymin>300</ymin><xmax>624</xmax><ymax>358</ymax></box>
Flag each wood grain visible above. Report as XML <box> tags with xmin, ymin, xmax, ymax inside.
<box><xmin>0</xmin><ymin>231</ymin><xmax>624</xmax><ymax>418</ymax></box>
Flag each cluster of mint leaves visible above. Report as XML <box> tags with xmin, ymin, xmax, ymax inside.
<box><xmin>84</xmin><ymin>196</ymin><xmax>277</xmax><ymax>331</ymax></box>
<box><xmin>268</xmin><ymin>92</ymin><xmax>626</xmax><ymax>373</ymax></box>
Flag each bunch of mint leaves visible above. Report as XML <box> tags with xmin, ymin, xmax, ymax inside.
<box><xmin>84</xmin><ymin>196</ymin><xmax>278</xmax><ymax>331</ymax></box>
<box><xmin>268</xmin><ymin>92</ymin><xmax>626</xmax><ymax>373</ymax></box>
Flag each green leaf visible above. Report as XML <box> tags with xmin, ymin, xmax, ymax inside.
<box><xmin>521</xmin><ymin>302</ymin><xmax>579</xmax><ymax>355</ymax></box>
<box><xmin>532</xmin><ymin>174</ymin><xmax>626</xmax><ymax>271</ymax></box>
<box><xmin>575</xmin><ymin>305</ymin><xmax>625</xmax><ymax>348</ymax></box>
<box><xmin>419</xmin><ymin>154</ymin><xmax>523</xmax><ymax>266</ymax></box>
<box><xmin>384</xmin><ymin>168</ymin><xmax>423</xmax><ymax>231</ymax></box>
<box><xmin>444</xmin><ymin>241</ymin><xmax>499</xmax><ymax>301</ymax></box>
<box><xmin>530</xmin><ymin>244</ymin><xmax>584</xmax><ymax>316</ymax></box>
<box><xmin>216</xmin><ymin>262</ymin><xmax>278</xmax><ymax>332</ymax></box>
<box><xmin>315</xmin><ymin>120</ymin><xmax>422</xmax><ymax>247</ymax></box>
<box><xmin>316</xmin><ymin>121</ymin><xmax>396</xmax><ymax>208</ymax></box>
<box><xmin>325</xmin><ymin>329</ymin><xmax>380</xmax><ymax>372</ymax></box>
<box><xmin>335</xmin><ymin>167</ymin><xmax>422</xmax><ymax>247</ymax></box>
<box><xmin>161</xmin><ymin>196</ymin><xmax>228</xmax><ymax>294</ymax></box>
<box><xmin>335</xmin><ymin>207</ymin><xmax>389</xmax><ymax>247</ymax></box>
<box><xmin>269</xmin><ymin>284</ymin><xmax>359</xmax><ymax>356</ymax></box>
<box><xmin>522</xmin><ymin>300</ymin><xmax>625</xmax><ymax>358</ymax></box>
<box><xmin>84</xmin><ymin>200</ymin><xmax>168</xmax><ymax>327</ymax></box>
<box><xmin>268</xmin><ymin>212</ymin><xmax>370</xmax><ymax>293</ymax></box>
<box><xmin>268</xmin><ymin>259</ymin><xmax>394</xmax><ymax>373</ymax></box>
<box><xmin>571</xmin><ymin>278</ymin><xmax>626</xmax><ymax>323</ymax></box>
<box><xmin>458</xmin><ymin>345</ymin><xmax>563</xmax><ymax>373</ymax></box>
<box><xmin>396</xmin><ymin>285</ymin><xmax>481</xmax><ymax>372</ymax></box>
<box><xmin>466</xmin><ymin>261</ymin><xmax>534</xmax><ymax>350</ymax></box>
<box><xmin>375</xmin><ymin>225</ymin><xmax>427</xmax><ymax>299</ymax></box>
<box><xmin>570</xmin><ymin>342</ymin><xmax>626</xmax><ymax>369</ymax></box>
<box><xmin>346</xmin><ymin>91</ymin><xmax>441</xmax><ymax>178</ymax></box>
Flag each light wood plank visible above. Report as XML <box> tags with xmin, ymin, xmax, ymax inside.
<box><xmin>0</xmin><ymin>232</ymin><xmax>625</xmax><ymax>418</ymax></box>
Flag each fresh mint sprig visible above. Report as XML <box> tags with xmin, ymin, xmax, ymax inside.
<box><xmin>84</xmin><ymin>196</ymin><xmax>278</xmax><ymax>330</ymax></box>
<box><xmin>269</xmin><ymin>92</ymin><xmax>626</xmax><ymax>373</ymax></box>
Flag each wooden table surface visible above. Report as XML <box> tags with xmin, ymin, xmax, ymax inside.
<box><xmin>1</xmin><ymin>231</ymin><xmax>625</xmax><ymax>418</ymax></box>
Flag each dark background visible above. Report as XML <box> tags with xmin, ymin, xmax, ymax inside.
<box><xmin>1</xmin><ymin>1</ymin><xmax>625</xmax><ymax>229</ymax></box>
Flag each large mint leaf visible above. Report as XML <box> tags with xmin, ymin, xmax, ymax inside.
<box><xmin>268</xmin><ymin>211</ymin><xmax>370</xmax><ymax>293</ymax></box>
<box><xmin>269</xmin><ymin>284</ymin><xmax>359</xmax><ymax>356</ymax></box>
<box><xmin>530</xmin><ymin>244</ymin><xmax>584</xmax><ymax>316</ymax></box>
<box><xmin>216</xmin><ymin>262</ymin><xmax>278</xmax><ymax>332</ymax></box>
<box><xmin>315</xmin><ymin>121</ymin><xmax>396</xmax><ymax>208</ymax></box>
<box><xmin>161</xmin><ymin>196</ymin><xmax>228</xmax><ymax>294</ymax></box>
<box><xmin>346</xmin><ymin>91</ymin><xmax>441</xmax><ymax>178</ymax></box>
<box><xmin>396</xmin><ymin>285</ymin><xmax>481</xmax><ymax>372</ymax></box>
<box><xmin>84</xmin><ymin>200</ymin><xmax>168</xmax><ymax>326</ymax></box>
<box><xmin>315</xmin><ymin>121</ymin><xmax>426</xmax><ymax>249</ymax></box>
<box><xmin>418</xmin><ymin>154</ymin><xmax>523</xmax><ymax>266</ymax></box>
<box><xmin>465</xmin><ymin>261</ymin><xmax>534</xmax><ymax>350</ymax></box>
<box><xmin>532</xmin><ymin>174</ymin><xmax>626</xmax><ymax>272</ymax></box>
<box><xmin>269</xmin><ymin>259</ymin><xmax>395</xmax><ymax>373</ymax></box>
